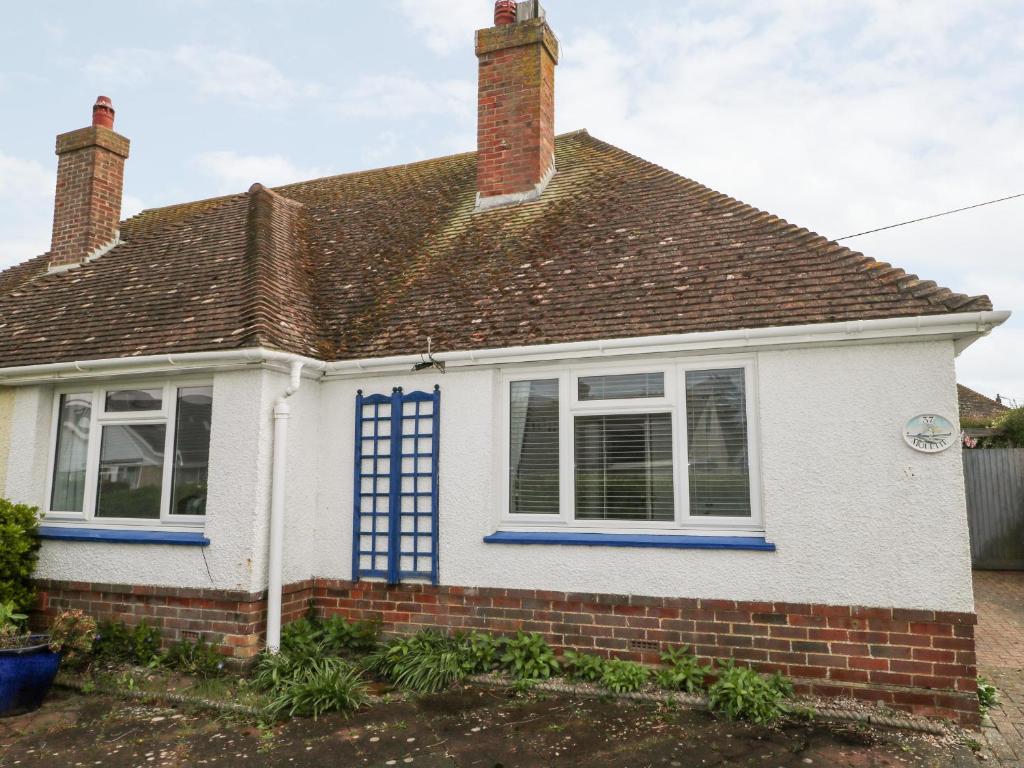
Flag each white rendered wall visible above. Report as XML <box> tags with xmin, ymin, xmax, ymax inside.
<box><xmin>270</xmin><ymin>369</ymin><xmax>321</xmax><ymax>589</ymax></box>
<box><xmin>4</xmin><ymin>369</ymin><xmax>277</xmax><ymax>592</ymax></box>
<box><xmin>3</xmin><ymin>339</ymin><xmax>973</xmax><ymax>612</ymax></box>
<box><xmin>3</xmin><ymin>385</ymin><xmax>52</xmax><ymax>508</ymax></box>
<box><xmin>0</xmin><ymin>387</ymin><xmax>13</xmax><ymax>492</ymax></box>
<box><xmin>311</xmin><ymin>340</ymin><xmax>973</xmax><ymax>612</ymax></box>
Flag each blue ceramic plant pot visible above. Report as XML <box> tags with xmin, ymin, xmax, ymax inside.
<box><xmin>0</xmin><ymin>635</ymin><xmax>61</xmax><ymax>717</ymax></box>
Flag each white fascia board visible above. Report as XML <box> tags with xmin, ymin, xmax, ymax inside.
<box><xmin>0</xmin><ymin>349</ymin><xmax>326</xmax><ymax>386</ymax></box>
<box><xmin>324</xmin><ymin>310</ymin><xmax>1011</xmax><ymax>376</ymax></box>
<box><xmin>0</xmin><ymin>310</ymin><xmax>1009</xmax><ymax>385</ymax></box>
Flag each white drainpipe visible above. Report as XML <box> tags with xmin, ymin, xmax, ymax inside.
<box><xmin>266</xmin><ymin>360</ymin><xmax>305</xmax><ymax>652</ymax></box>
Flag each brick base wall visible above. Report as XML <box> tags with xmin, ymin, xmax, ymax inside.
<box><xmin>33</xmin><ymin>579</ymin><xmax>316</xmax><ymax>662</ymax></box>
<box><xmin>33</xmin><ymin>578</ymin><xmax>979</xmax><ymax>727</ymax></box>
<box><xmin>313</xmin><ymin>580</ymin><xmax>979</xmax><ymax>728</ymax></box>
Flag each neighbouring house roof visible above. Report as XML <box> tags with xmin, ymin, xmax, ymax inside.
<box><xmin>0</xmin><ymin>131</ymin><xmax>993</xmax><ymax>368</ymax></box>
<box><xmin>958</xmin><ymin>384</ymin><xmax>1010</xmax><ymax>423</ymax></box>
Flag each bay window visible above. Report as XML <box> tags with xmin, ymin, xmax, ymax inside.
<box><xmin>504</xmin><ymin>360</ymin><xmax>760</xmax><ymax>532</ymax></box>
<box><xmin>46</xmin><ymin>381</ymin><xmax>213</xmax><ymax>527</ymax></box>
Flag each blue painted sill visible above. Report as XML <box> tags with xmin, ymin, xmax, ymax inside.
<box><xmin>482</xmin><ymin>531</ymin><xmax>775</xmax><ymax>551</ymax></box>
<box><xmin>38</xmin><ymin>526</ymin><xmax>210</xmax><ymax>546</ymax></box>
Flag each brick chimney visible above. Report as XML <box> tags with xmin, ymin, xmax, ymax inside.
<box><xmin>475</xmin><ymin>1</ymin><xmax>559</xmax><ymax>210</ymax></box>
<box><xmin>48</xmin><ymin>96</ymin><xmax>130</xmax><ymax>272</ymax></box>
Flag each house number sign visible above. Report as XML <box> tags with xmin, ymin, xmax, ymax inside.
<box><xmin>903</xmin><ymin>414</ymin><xmax>955</xmax><ymax>453</ymax></box>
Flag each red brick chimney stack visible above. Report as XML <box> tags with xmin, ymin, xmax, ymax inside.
<box><xmin>475</xmin><ymin>1</ymin><xmax>559</xmax><ymax>210</ymax></box>
<box><xmin>48</xmin><ymin>96</ymin><xmax>130</xmax><ymax>272</ymax></box>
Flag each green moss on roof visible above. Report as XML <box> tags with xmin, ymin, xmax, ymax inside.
<box><xmin>0</xmin><ymin>131</ymin><xmax>992</xmax><ymax>367</ymax></box>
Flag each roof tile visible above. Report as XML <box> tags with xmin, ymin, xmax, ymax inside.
<box><xmin>0</xmin><ymin>131</ymin><xmax>992</xmax><ymax>368</ymax></box>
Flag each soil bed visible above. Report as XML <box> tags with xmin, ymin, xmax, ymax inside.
<box><xmin>0</xmin><ymin>687</ymin><xmax>983</xmax><ymax>767</ymax></box>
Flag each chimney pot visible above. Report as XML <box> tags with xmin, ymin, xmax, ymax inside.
<box><xmin>92</xmin><ymin>95</ymin><xmax>115</xmax><ymax>129</ymax></box>
<box><xmin>494</xmin><ymin>0</ymin><xmax>518</xmax><ymax>25</ymax></box>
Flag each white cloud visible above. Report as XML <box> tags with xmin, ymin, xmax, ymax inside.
<box><xmin>0</xmin><ymin>153</ymin><xmax>53</xmax><ymax>199</ymax></box>
<box><xmin>86</xmin><ymin>48</ymin><xmax>166</xmax><ymax>89</ymax></box>
<box><xmin>333</xmin><ymin>75</ymin><xmax>474</xmax><ymax>120</ymax></box>
<box><xmin>172</xmin><ymin>46</ymin><xmax>322</xmax><ymax>104</ymax></box>
<box><xmin>0</xmin><ymin>153</ymin><xmax>54</xmax><ymax>267</ymax></box>
<box><xmin>194</xmin><ymin>151</ymin><xmax>326</xmax><ymax>193</ymax></box>
<box><xmin>398</xmin><ymin>0</ymin><xmax>491</xmax><ymax>55</ymax></box>
<box><xmin>554</xmin><ymin>0</ymin><xmax>1024</xmax><ymax>399</ymax></box>
<box><xmin>87</xmin><ymin>46</ymin><xmax>321</xmax><ymax>106</ymax></box>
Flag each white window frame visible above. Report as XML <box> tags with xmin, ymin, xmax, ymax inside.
<box><xmin>44</xmin><ymin>378</ymin><xmax>212</xmax><ymax>530</ymax></box>
<box><xmin>498</xmin><ymin>356</ymin><xmax>763</xmax><ymax>535</ymax></box>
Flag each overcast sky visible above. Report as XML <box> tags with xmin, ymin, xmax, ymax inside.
<box><xmin>1</xmin><ymin>0</ymin><xmax>1021</xmax><ymax>402</ymax></box>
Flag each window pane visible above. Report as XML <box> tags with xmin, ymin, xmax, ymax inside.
<box><xmin>686</xmin><ymin>368</ymin><xmax>751</xmax><ymax>517</ymax></box>
<box><xmin>509</xmin><ymin>380</ymin><xmax>559</xmax><ymax>515</ymax></box>
<box><xmin>50</xmin><ymin>393</ymin><xmax>92</xmax><ymax>512</ymax></box>
<box><xmin>171</xmin><ymin>386</ymin><xmax>213</xmax><ymax>515</ymax></box>
<box><xmin>105</xmin><ymin>388</ymin><xmax>162</xmax><ymax>412</ymax></box>
<box><xmin>578</xmin><ymin>372</ymin><xmax>664</xmax><ymax>401</ymax></box>
<box><xmin>95</xmin><ymin>424</ymin><xmax>166</xmax><ymax>519</ymax></box>
<box><xmin>575</xmin><ymin>413</ymin><xmax>674</xmax><ymax>521</ymax></box>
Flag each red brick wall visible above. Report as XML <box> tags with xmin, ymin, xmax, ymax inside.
<box><xmin>475</xmin><ymin>19</ymin><xmax>558</xmax><ymax>200</ymax></box>
<box><xmin>34</xmin><ymin>579</ymin><xmax>315</xmax><ymax>662</ymax></box>
<box><xmin>49</xmin><ymin>125</ymin><xmax>129</xmax><ymax>270</ymax></box>
<box><xmin>34</xmin><ymin>577</ymin><xmax>979</xmax><ymax>726</ymax></box>
<box><xmin>313</xmin><ymin>580</ymin><xmax>979</xmax><ymax>728</ymax></box>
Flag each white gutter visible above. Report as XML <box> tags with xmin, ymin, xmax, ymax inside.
<box><xmin>266</xmin><ymin>359</ymin><xmax>305</xmax><ymax>653</ymax></box>
<box><xmin>0</xmin><ymin>349</ymin><xmax>326</xmax><ymax>385</ymax></box>
<box><xmin>0</xmin><ymin>311</ymin><xmax>1009</xmax><ymax>385</ymax></box>
<box><xmin>323</xmin><ymin>310</ymin><xmax>1011</xmax><ymax>375</ymax></box>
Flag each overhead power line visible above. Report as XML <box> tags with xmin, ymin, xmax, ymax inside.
<box><xmin>835</xmin><ymin>192</ymin><xmax>1024</xmax><ymax>241</ymax></box>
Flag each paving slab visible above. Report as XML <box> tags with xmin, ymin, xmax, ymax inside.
<box><xmin>974</xmin><ymin>570</ymin><xmax>1024</xmax><ymax>767</ymax></box>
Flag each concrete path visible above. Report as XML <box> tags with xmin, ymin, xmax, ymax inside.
<box><xmin>974</xmin><ymin>570</ymin><xmax>1024</xmax><ymax>766</ymax></box>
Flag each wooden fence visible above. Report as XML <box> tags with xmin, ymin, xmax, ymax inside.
<box><xmin>964</xmin><ymin>448</ymin><xmax>1024</xmax><ymax>570</ymax></box>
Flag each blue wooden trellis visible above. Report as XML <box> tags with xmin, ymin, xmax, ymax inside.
<box><xmin>352</xmin><ymin>386</ymin><xmax>440</xmax><ymax>585</ymax></box>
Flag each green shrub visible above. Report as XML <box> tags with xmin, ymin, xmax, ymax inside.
<box><xmin>280</xmin><ymin>618</ymin><xmax>324</xmax><ymax>658</ymax></box>
<box><xmin>279</xmin><ymin>615</ymin><xmax>380</xmax><ymax>658</ymax></box>
<box><xmin>0</xmin><ymin>599</ymin><xmax>29</xmax><ymax>649</ymax></box>
<box><xmin>655</xmin><ymin>646</ymin><xmax>713</xmax><ymax>693</ymax></box>
<box><xmin>369</xmin><ymin>630</ymin><xmax>467</xmax><ymax>693</ymax></box>
<box><xmin>993</xmin><ymin>408</ymin><xmax>1024</xmax><ymax>447</ymax></box>
<box><xmin>48</xmin><ymin>609</ymin><xmax>97</xmax><ymax>669</ymax></box>
<box><xmin>707</xmin><ymin>661</ymin><xmax>794</xmax><ymax>724</ymax></box>
<box><xmin>319</xmin><ymin>614</ymin><xmax>380</xmax><ymax>655</ymax></box>
<box><xmin>0</xmin><ymin>498</ymin><xmax>41</xmax><ymax>613</ymax></box>
<box><xmin>253</xmin><ymin>648</ymin><xmax>308</xmax><ymax>692</ymax></box>
<box><xmin>562</xmin><ymin>650</ymin><xmax>606</xmax><ymax>683</ymax></box>
<box><xmin>978</xmin><ymin>676</ymin><xmax>998</xmax><ymax>714</ymax></box>
<box><xmin>162</xmin><ymin>636</ymin><xmax>225</xmax><ymax>677</ymax></box>
<box><xmin>94</xmin><ymin>619</ymin><xmax>162</xmax><ymax>666</ymax></box>
<box><xmin>500</xmin><ymin>632</ymin><xmax>559</xmax><ymax>681</ymax></box>
<box><xmin>600</xmin><ymin>658</ymin><xmax>650</xmax><ymax>693</ymax></box>
<box><xmin>458</xmin><ymin>631</ymin><xmax>502</xmax><ymax>674</ymax></box>
<box><xmin>263</xmin><ymin>656</ymin><xmax>368</xmax><ymax>720</ymax></box>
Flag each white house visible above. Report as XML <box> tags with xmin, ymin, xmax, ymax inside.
<box><xmin>0</xmin><ymin>2</ymin><xmax>1007</xmax><ymax>726</ymax></box>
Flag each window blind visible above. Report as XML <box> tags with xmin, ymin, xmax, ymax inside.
<box><xmin>685</xmin><ymin>368</ymin><xmax>751</xmax><ymax>517</ymax></box>
<box><xmin>574</xmin><ymin>412</ymin><xmax>674</xmax><ymax>521</ymax></box>
<box><xmin>171</xmin><ymin>386</ymin><xmax>213</xmax><ymax>515</ymax></box>
<box><xmin>578</xmin><ymin>372</ymin><xmax>664</xmax><ymax>401</ymax></box>
<box><xmin>509</xmin><ymin>379</ymin><xmax>560</xmax><ymax>514</ymax></box>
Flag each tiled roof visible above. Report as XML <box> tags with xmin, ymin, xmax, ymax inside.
<box><xmin>0</xmin><ymin>131</ymin><xmax>993</xmax><ymax>368</ymax></box>
<box><xmin>958</xmin><ymin>384</ymin><xmax>1010</xmax><ymax>423</ymax></box>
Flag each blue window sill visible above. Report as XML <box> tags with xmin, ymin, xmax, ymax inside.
<box><xmin>38</xmin><ymin>526</ymin><xmax>210</xmax><ymax>547</ymax></box>
<box><xmin>482</xmin><ymin>531</ymin><xmax>775</xmax><ymax>551</ymax></box>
